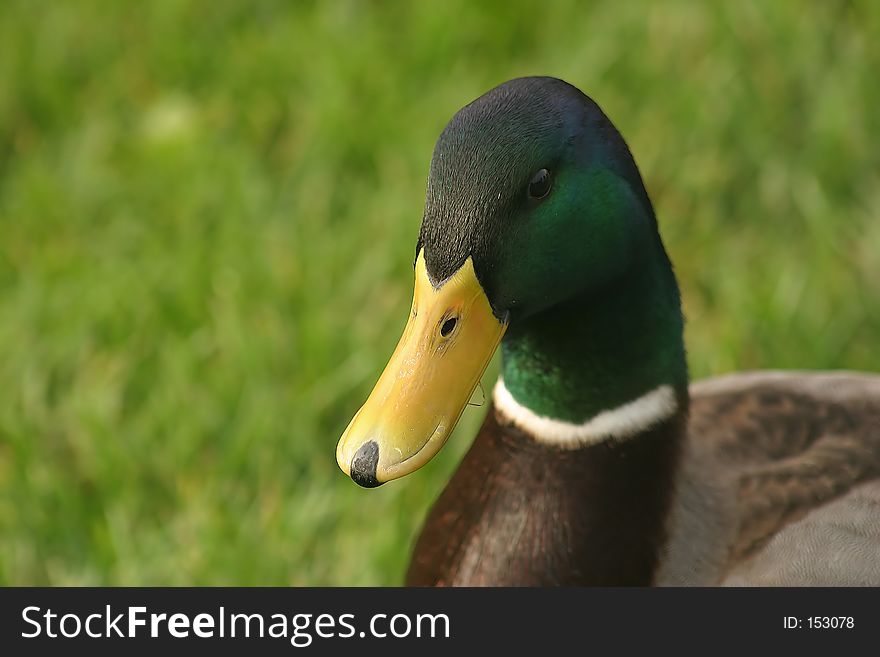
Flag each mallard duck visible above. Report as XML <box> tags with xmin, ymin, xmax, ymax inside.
<box><xmin>336</xmin><ymin>77</ymin><xmax>880</xmax><ymax>586</ymax></box>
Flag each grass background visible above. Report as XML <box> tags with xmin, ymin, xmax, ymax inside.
<box><xmin>1</xmin><ymin>0</ymin><xmax>878</xmax><ymax>585</ymax></box>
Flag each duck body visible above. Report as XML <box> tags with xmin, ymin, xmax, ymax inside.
<box><xmin>407</xmin><ymin>371</ymin><xmax>880</xmax><ymax>586</ymax></box>
<box><xmin>335</xmin><ymin>77</ymin><xmax>880</xmax><ymax>586</ymax></box>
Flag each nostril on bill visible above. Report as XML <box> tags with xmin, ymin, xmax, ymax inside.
<box><xmin>350</xmin><ymin>440</ymin><xmax>381</xmax><ymax>488</ymax></box>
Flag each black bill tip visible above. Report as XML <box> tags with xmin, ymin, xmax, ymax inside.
<box><xmin>350</xmin><ymin>440</ymin><xmax>381</xmax><ymax>488</ymax></box>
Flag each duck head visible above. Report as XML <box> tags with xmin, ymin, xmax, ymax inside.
<box><xmin>336</xmin><ymin>76</ymin><xmax>672</xmax><ymax>487</ymax></box>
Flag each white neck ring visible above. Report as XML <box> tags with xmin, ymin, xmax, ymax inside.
<box><xmin>492</xmin><ymin>377</ymin><xmax>679</xmax><ymax>448</ymax></box>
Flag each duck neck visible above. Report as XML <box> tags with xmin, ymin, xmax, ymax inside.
<box><xmin>491</xmin><ymin>243</ymin><xmax>688</xmax><ymax>584</ymax></box>
<box><xmin>500</xmin><ymin>242</ymin><xmax>688</xmax><ymax>427</ymax></box>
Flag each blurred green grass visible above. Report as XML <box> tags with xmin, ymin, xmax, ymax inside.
<box><xmin>1</xmin><ymin>0</ymin><xmax>878</xmax><ymax>585</ymax></box>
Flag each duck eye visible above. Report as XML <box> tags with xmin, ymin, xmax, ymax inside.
<box><xmin>527</xmin><ymin>168</ymin><xmax>552</xmax><ymax>200</ymax></box>
<box><xmin>440</xmin><ymin>316</ymin><xmax>458</xmax><ymax>338</ymax></box>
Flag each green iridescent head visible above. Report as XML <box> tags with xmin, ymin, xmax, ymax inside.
<box><xmin>418</xmin><ymin>76</ymin><xmax>662</xmax><ymax>322</ymax></box>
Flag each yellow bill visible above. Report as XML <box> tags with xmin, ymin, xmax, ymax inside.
<box><xmin>336</xmin><ymin>250</ymin><xmax>508</xmax><ymax>487</ymax></box>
